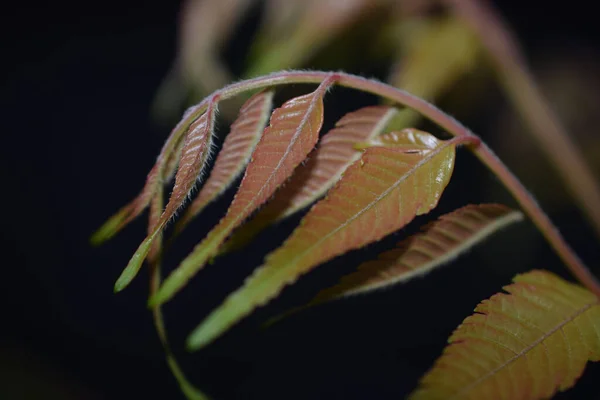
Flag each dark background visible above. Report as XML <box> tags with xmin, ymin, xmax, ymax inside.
<box><xmin>2</xmin><ymin>1</ymin><xmax>599</xmax><ymax>399</ymax></box>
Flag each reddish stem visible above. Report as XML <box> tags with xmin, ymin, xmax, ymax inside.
<box><xmin>442</xmin><ymin>0</ymin><xmax>600</xmax><ymax>241</ymax></box>
<box><xmin>163</xmin><ymin>70</ymin><xmax>600</xmax><ymax>297</ymax></box>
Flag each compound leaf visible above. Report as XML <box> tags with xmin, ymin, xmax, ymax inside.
<box><xmin>187</xmin><ymin>128</ymin><xmax>459</xmax><ymax>349</ymax></box>
<box><xmin>149</xmin><ymin>77</ymin><xmax>337</xmax><ymax>306</ymax></box>
<box><xmin>221</xmin><ymin>105</ymin><xmax>399</xmax><ymax>253</ymax></box>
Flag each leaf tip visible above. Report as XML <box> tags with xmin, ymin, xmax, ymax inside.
<box><xmin>185</xmin><ymin>324</ymin><xmax>215</xmax><ymax>352</ymax></box>
<box><xmin>113</xmin><ymin>274</ymin><xmax>130</xmax><ymax>293</ymax></box>
<box><xmin>114</xmin><ymin>238</ymin><xmax>155</xmax><ymax>292</ymax></box>
<box><xmin>185</xmin><ymin>304</ymin><xmax>236</xmax><ymax>351</ymax></box>
<box><xmin>147</xmin><ymin>290</ymin><xmax>164</xmax><ymax>308</ymax></box>
<box><xmin>90</xmin><ymin>230</ymin><xmax>109</xmax><ymax>247</ymax></box>
<box><xmin>90</xmin><ymin>218</ymin><xmax>121</xmax><ymax>247</ymax></box>
<box><xmin>114</xmin><ymin>259</ymin><xmax>142</xmax><ymax>292</ymax></box>
<box><xmin>147</xmin><ymin>270</ymin><xmax>185</xmax><ymax>307</ymax></box>
<box><xmin>90</xmin><ymin>205</ymin><xmax>134</xmax><ymax>246</ymax></box>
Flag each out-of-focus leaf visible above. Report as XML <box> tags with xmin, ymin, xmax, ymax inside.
<box><xmin>411</xmin><ymin>270</ymin><xmax>600</xmax><ymax>400</ymax></box>
<box><xmin>444</xmin><ymin>0</ymin><xmax>600</xmax><ymax>240</ymax></box>
<box><xmin>187</xmin><ymin>129</ymin><xmax>458</xmax><ymax>350</ymax></box>
<box><xmin>258</xmin><ymin>0</ymin><xmax>306</xmax><ymax>36</ymax></box>
<box><xmin>115</xmin><ymin>102</ymin><xmax>218</xmax><ymax>292</ymax></box>
<box><xmin>386</xmin><ymin>17</ymin><xmax>479</xmax><ymax>130</ymax></box>
<box><xmin>174</xmin><ymin>91</ymin><xmax>274</xmax><ymax>236</ymax></box>
<box><xmin>245</xmin><ymin>0</ymin><xmax>387</xmax><ymax>77</ymax></box>
<box><xmin>314</xmin><ymin>204</ymin><xmax>522</xmax><ymax>301</ymax></box>
<box><xmin>149</xmin><ymin>78</ymin><xmax>337</xmax><ymax>306</ymax></box>
<box><xmin>153</xmin><ymin>0</ymin><xmax>257</xmax><ymax>120</ymax></box>
<box><xmin>221</xmin><ymin>105</ymin><xmax>399</xmax><ymax>253</ymax></box>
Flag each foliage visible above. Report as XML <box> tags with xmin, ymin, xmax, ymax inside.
<box><xmin>94</xmin><ymin>1</ymin><xmax>600</xmax><ymax>399</ymax></box>
<box><xmin>186</xmin><ymin>128</ymin><xmax>459</xmax><ymax>349</ymax></box>
<box><xmin>311</xmin><ymin>204</ymin><xmax>524</xmax><ymax>301</ymax></box>
<box><xmin>156</xmin><ymin>0</ymin><xmax>600</xmax><ymax>244</ymax></box>
<box><xmin>95</xmin><ymin>70</ymin><xmax>600</xmax><ymax>399</ymax></box>
<box><xmin>411</xmin><ymin>270</ymin><xmax>600</xmax><ymax>400</ymax></box>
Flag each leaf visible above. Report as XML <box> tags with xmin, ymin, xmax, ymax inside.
<box><xmin>385</xmin><ymin>16</ymin><xmax>479</xmax><ymax>131</ymax></box>
<box><xmin>245</xmin><ymin>0</ymin><xmax>380</xmax><ymax>77</ymax></box>
<box><xmin>314</xmin><ymin>204</ymin><xmax>523</xmax><ymax>301</ymax></box>
<box><xmin>149</xmin><ymin>77</ymin><xmax>337</xmax><ymax>306</ymax></box>
<box><xmin>221</xmin><ymin>105</ymin><xmax>399</xmax><ymax>254</ymax></box>
<box><xmin>187</xmin><ymin>128</ymin><xmax>460</xmax><ymax>350</ymax></box>
<box><xmin>153</xmin><ymin>0</ymin><xmax>257</xmax><ymax>121</ymax></box>
<box><xmin>90</xmin><ymin>105</ymin><xmax>201</xmax><ymax>246</ymax></box>
<box><xmin>163</xmin><ymin>131</ymin><xmax>188</xmax><ymax>184</ymax></box>
<box><xmin>410</xmin><ymin>270</ymin><xmax>600</xmax><ymax>400</ymax></box>
<box><xmin>392</xmin><ymin>17</ymin><xmax>478</xmax><ymax>97</ymax></box>
<box><xmin>114</xmin><ymin>101</ymin><xmax>218</xmax><ymax>292</ymax></box>
<box><xmin>444</xmin><ymin>0</ymin><xmax>600</xmax><ymax>242</ymax></box>
<box><xmin>265</xmin><ymin>204</ymin><xmax>523</xmax><ymax>327</ymax></box>
<box><xmin>174</xmin><ymin>91</ymin><xmax>274</xmax><ymax>236</ymax></box>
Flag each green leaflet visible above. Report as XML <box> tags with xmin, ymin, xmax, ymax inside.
<box><xmin>411</xmin><ymin>270</ymin><xmax>600</xmax><ymax>400</ymax></box>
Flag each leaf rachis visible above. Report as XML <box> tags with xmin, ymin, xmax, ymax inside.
<box><xmin>95</xmin><ymin>69</ymin><xmax>600</xmax><ymax>399</ymax></box>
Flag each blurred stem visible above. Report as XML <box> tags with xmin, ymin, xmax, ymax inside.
<box><xmin>148</xmin><ymin>189</ymin><xmax>210</xmax><ymax>400</ymax></box>
<box><xmin>442</xmin><ymin>0</ymin><xmax>600</xmax><ymax>241</ymax></box>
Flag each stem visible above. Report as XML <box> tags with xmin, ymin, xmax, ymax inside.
<box><xmin>148</xmin><ymin>189</ymin><xmax>209</xmax><ymax>400</ymax></box>
<box><xmin>169</xmin><ymin>70</ymin><xmax>600</xmax><ymax>297</ymax></box>
<box><xmin>442</xmin><ymin>0</ymin><xmax>600</xmax><ymax>241</ymax></box>
<box><xmin>471</xmin><ymin>142</ymin><xmax>600</xmax><ymax>298</ymax></box>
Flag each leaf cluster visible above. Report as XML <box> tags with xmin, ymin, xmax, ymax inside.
<box><xmin>93</xmin><ymin>1</ymin><xmax>600</xmax><ymax>399</ymax></box>
<box><xmin>94</xmin><ymin>70</ymin><xmax>599</xmax><ymax>399</ymax></box>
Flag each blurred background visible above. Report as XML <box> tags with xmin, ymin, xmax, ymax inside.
<box><xmin>2</xmin><ymin>0</ymin><xmax>599</xmax><ymax>399</ymax></box>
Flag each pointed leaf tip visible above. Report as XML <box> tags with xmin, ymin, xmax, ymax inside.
<box><xmin>90</xmin><ymin>206</ymin><xmax>132</xmax><ymax>246</ymax></box>
<box><xmin>186</xmin><ymin>319</ymin><xmax>218</xmax><ymax>351</ymax></box>
<box><xmin>114</xmin><ymin>236</ymin><xmax>155</xmax><ymax>292</ymax></box>
<box><xmin>148</xmin><ymin>268</ymin><xmax>185</xmax><ymax>307</ymax></box>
